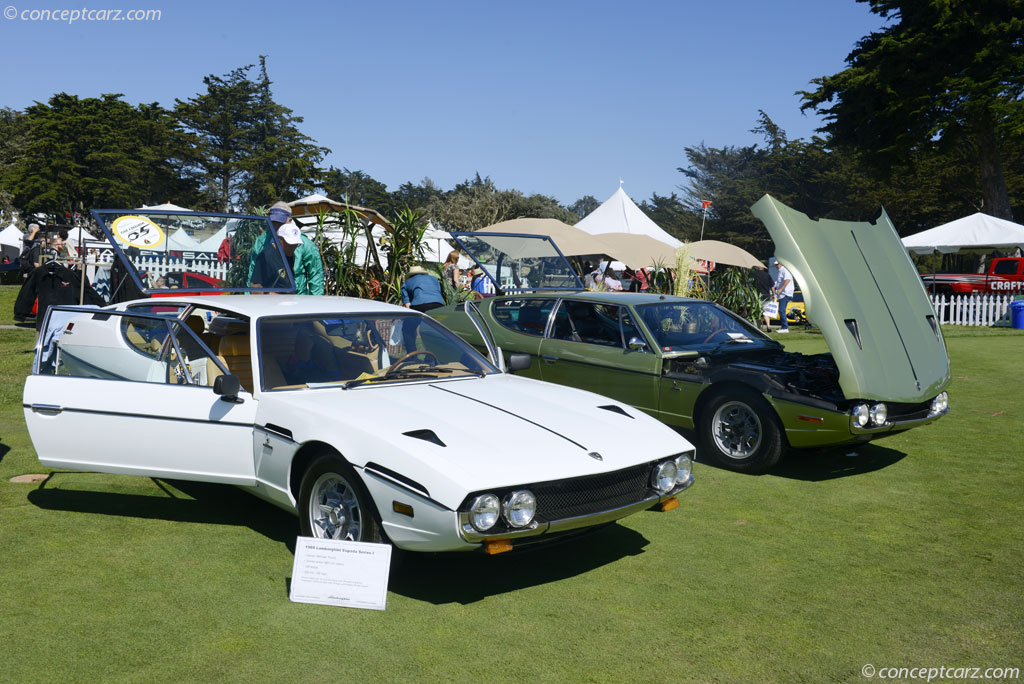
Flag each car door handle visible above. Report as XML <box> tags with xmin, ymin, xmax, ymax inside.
<box><xmin>542</xmin><ymin>354</ymin><xmax>558</xmax><ymax>364</ymax></box>
<box><xmin>31</xmin><ymin>404</ymin><xmax>63</xmax><ymax>415</ymax></box>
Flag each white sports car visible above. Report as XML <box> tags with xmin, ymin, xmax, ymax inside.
<box><xmin>24</xmin><ymin>295</ymin><xmax>694</xmax><ymax>554</ymax></box>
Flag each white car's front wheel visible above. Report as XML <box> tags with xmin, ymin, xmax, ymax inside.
<box><xmin>298</xmin><ymin>454</ymin><xmax>383</xmax><ymax>543</ymax></box>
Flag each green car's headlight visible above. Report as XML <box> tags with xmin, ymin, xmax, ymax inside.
<box><xmin>869</xmin><ymin>403</ymin><xmax>888</xmax><ymax>426</ymax></box>
<box><xmin>851</xmin><ymin>403</ymin><xmax>870</xmax><ymax>428</ymax></box>
<box><xmin>469</xmin><ymin>494</ymin><xmax>500</xmax><ymax>532</ymax></box>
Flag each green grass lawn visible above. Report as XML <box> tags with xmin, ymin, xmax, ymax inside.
<box><xmin>1</xmin><ymin>285</ymin><xmax>1022</xmax><ymax>683</ymax></box>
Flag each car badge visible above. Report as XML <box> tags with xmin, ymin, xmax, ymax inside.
<box><xmin>588</xmin><ymin>452</ymin><xmax>603</xmax><ymax>461</ymax></box>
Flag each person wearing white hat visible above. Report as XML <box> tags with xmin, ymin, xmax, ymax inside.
<box><xmin>768</xmin><ymin>256</ymin><xmax>794</xmax><ymax>333</ymax></box>
<box><xmin>249</xmin><ymin>203</ymin><xmax>325</xmax><ymax>295</ymax></box>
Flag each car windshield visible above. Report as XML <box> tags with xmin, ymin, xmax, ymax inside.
<box><xmin>91</xmin><ymin>210</ymin><xmax>290</xmax><ymax>296</ymax></box>
<box><xmin>451</xmin><ymin>233</ymin><xmax>583</xmax><ymax>292</ymax></box>
<box><xmin>637</xmin><ymin>301</ymin><xmax>775</xmax><ymax>352</ymax></box>
<box><xmin>258</xmin><ymin>313</ymin><xmax>499</xmax><ymax>390</ymax></box>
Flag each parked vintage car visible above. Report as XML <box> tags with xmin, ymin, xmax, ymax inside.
<box><xmin>24</xmin><ymin>294</ymin><xmax>695</xmax><ymax>554</ymax></box>
<box><xmin>431</xmin><ymin>195</ymin><xmax>951</xmax><ymax>473</ymax></box>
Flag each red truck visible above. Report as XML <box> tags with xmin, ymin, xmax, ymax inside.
<box><xmin>922</xmin><ymin>256</ymin><xmax>1024</xmax><ymax>294</ymax></box>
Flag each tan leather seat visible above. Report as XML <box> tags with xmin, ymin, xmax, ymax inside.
<box><xmin>214</xmin><ymin>334</ymin><xmax>252</xmax><ymax>393</ymax></box>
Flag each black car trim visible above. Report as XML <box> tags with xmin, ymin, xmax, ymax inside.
<box><xmin>430</xmin><ymin>384</ymin><xmax>588</xmax><ymax>450</ymax></box>
<box><xmin>532</xmin><ymin>353</ymin><xmax>659</xmax><ymax>379</ymax></box>
<box><xmin>22</xmin><ymin>404</ymin><xmax>254</xmax><ymax>428</ymax></box>
<box><xmin>403</xmin><ymin>429</ymin><xmax>446</xmax><ymax>447</ymax></box>
<box><xmin>362</xmin><ymin>462</ymin><xmax>438</xmax><ymax>504</ymax></box>
<box><xmin>764</xmin><ymin>389</ymin><xmax>840</xmax><ymax>413</ymax></box>
<box><xmin>260</xmin><ymin>423</ymin><xmax>293</xmax><ymax>440</ymax></box>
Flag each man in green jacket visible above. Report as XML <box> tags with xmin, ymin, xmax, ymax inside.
<box><xmin>249</xmin><ymin>202</ymin><xmax>325</xmax><ymax>295</ymax></box>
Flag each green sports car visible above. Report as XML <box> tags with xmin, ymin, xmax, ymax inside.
<box><xmin>430</xmin><ymin>195</ymin><xmax>951</xmax><ymax>473</ymax></box>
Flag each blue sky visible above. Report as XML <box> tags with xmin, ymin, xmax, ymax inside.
<box><xmin>0</xmin><ymin>0</ymin><xmax>885</xmax><ymax>206</ymax></box>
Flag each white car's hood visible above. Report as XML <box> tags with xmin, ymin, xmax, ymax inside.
<box><xmin>261</xmin><ymin>374</ymin><xmax>692</xmax><ymax>509</ymax></box>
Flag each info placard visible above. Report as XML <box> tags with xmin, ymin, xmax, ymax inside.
<box><xmin>289</xmin><ymin>537</ymin><xmax>392</xmax><ymax>610</ymax></box>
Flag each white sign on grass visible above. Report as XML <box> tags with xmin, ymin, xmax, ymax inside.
<box><xmin>289</xmin><ymin>537</ymin><xmax>392</xmax><ymax>610</ymax></box>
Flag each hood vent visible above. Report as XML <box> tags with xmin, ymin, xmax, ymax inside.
<box><xmin>403</xmin><ymin>429</ymin><xmax>446</xmax><ymax>447</ymax></box>
<box><xmin>844</xmin><ymin>319</ymin><xmax>863</xmax><ymax>350</ymax></box>
<box><xmin>926</xmin><ymin>315</ymin><xmax>940</xmax><ymax>341</ymax></box>
<box><xmin>598</xmin><ymin>405</ymin><xmax>632</xmax><ymax>418</ymax></box>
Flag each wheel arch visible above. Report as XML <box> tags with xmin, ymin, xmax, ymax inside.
<box><xmin>289</xmin><ymin>440</ymin><xmax>346</xmax><ymax>504</ymax></box>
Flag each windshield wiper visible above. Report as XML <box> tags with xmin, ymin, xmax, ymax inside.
<box><xmin>342</xmin><ymin>365</ymin><xmax>463</xmax><ymax>389</ymax></box>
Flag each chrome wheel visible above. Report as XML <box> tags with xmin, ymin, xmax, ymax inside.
<box><xmin>307</xmin><ymin>472</ymin><xmax>363</xmax><ymax>540</ymax></box>
<box><xmin>711</xmin><ymin>400</ymin><xmax>763</xmax><ymax>459</ymax></box>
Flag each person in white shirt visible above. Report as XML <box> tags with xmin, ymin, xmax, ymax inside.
<box><xmin>768</xmin><ymin>256</ymin><xmax>794</xmax><ymax>332</ymax></box>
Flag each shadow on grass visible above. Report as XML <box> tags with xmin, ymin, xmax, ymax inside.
<box><xmin>689</xmin><ymin>436</ymin><xmax>906</xmax><ymax>482</ymax></box>
<box><xmin>386</xmin><ymin>523</ymin><xmax>650</xmax><ymax>605</ymax></box>
<box><xmin>27</xmin><ymin>474</ymin><xmax>297</xmax><ymax>548</ymax></box>
<box><xmin>0</xmin><ymin>442</ymin><xmax>9</xmax><ymax>466</ymax></box>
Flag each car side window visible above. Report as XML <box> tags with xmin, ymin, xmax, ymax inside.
<box><xmin>992</xmin><ymin>259</ymin><xmax>1019</xmax><ymax>275</ymax></box>
<box><xmin>551</xmin><ymin>301</ymin><xmax>624</xmax><ymax>347</ymax></box>
<box><xmin>47</xmin><ymin>310</ymin><xmax>221</xmax><ymax>386</ymax></box>
<box><xmin>493</xmin><ymin>298</ymin><xmax>556</xmax><ymax>337</ymax></box>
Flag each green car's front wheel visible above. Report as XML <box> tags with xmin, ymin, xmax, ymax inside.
<box><xmin>700</xmin><ymin>389</ymin><xmax>783</xmax><ymax>473</ymax></box>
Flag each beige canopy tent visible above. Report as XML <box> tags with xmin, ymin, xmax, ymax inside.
<box><xmin>288</xmin><ymin>193</ymin><xmax>392</xmax><ymax>229</ymax></box>
<box><xmin>481</xmin><ymin>218</ymin><xmax>614</xmax><ymax>257</ymax></box>
<box><xmin>595</xmin><ymin>233</ymin><xmax>680</xmax><ymax>270</ymax></box>
<box><xmin>685</xmin><ymin>240</ymin><xmax>765</xmax><ymax>269</ymax></box>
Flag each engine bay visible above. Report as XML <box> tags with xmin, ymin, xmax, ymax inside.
<box><xmin>665</xmin><ymin>349</ymin><xmax>845</xmax><ymax>404</ymax></box>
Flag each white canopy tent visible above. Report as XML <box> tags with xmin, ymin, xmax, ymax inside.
<box><xmin>902</xmin><ymin>213</ymin><xmax>1024</xmax><ymax>254</ymax></box>
<box><xmin>575</xmin><ymin>183</ymin><xmax>684</xmax><ymax>248</ymax></box>
<box><xmin>1</xmin><ymin>223</ymin><xmax>23</xmax><ymax>260</ymax></box>
<box><xmin>138</xmin><ymin>202</ymin><xmax>191</xmax><ymax>212</ymax></box>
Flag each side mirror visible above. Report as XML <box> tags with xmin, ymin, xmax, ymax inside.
<box><xmin>627</xmin><ymin>336</ymin><xmax>648</xmax><ymax>352</ymax></box>
<box><xmin>214</xmin><ymin>374</ymin><xmax>242</xmax><ymax>402</ymax></box>
<box><xmin>506</xmin><ymin>353</ymin><xmax>532</xmax><ymax>373</ymax></box>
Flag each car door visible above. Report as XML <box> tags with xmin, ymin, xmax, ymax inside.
<box><xmin>538</xmin><ymin>299</ymin><xmax>660</xmax><ymax>415</ymax></box>
<box><xmin>23</xmin><ymin>307</ymin><xmax>258</xmax><ymax>484</ymax></box>
<box><xmin>485</xmin><ymin>297</ymin><xmax>556</xmax><ymax>379</ymax></box>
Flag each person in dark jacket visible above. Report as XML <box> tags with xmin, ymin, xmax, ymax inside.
<box><xmin>14</xmin><ymin>262</ymin><xmax>105</xmax><ymax>330</ymax></box>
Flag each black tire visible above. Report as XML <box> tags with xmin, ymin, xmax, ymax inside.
<box><xmin>699</xmin><ymin>389</ymin><xmax>783</xmax><ymax>473</ymax></box>
<box><xmin>297</xmin><ymin>453</ymin><xmax>383</xmax><ymax>543</ymax></box>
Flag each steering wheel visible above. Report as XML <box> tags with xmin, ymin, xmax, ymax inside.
<box><xmin>385</xmin><ymin>350</ymin><xmax>439</xmax><ymax>375</ymax></box>
<box><xmin>702</xmin><ymin>328</ymin><xmax>729</xmax><ymax>344</ymax></box>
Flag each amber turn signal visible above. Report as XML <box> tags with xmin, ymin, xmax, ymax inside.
<box><xmin>659</xmin><ymin>497</ymin><xmax>680</xmax><ymax>512</ymax></box>
<box><xmin>483</xmin><ymin>539</ymin><xmax>514</xmax><ymax>555</ymax></box>
<box><xmin>392</xmin><ymin>501</ymin><xmax>414</xmax><ymax>517</ymax></box>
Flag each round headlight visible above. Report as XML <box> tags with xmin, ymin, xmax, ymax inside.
<box><xmin>652</xmin><ymin>461</ymin><xmax>678</xmax><ymax>494</ymax></box>
<box><xmin>852</xmin><ymin>403</ymin><xmax>870</xmax><ymax>427</ymax></box>
<box><xmin>940</xmin><ymin>392</ymin><xmax>948</xmax><ymax>412</ymax></box>
<box><xmin>469</xmin><ymin>494</ymin><xmax>500</xmax><ymax>532</ymax></box>
<box><xmin>675</xmin><ymin>453</ymin><xmax>693</xmax><ymax>484</ymax></box>
<box><xmin>870</xmin><ymin>403</ymin><xmax>888</xmax><ymax>426</ymax></box>
<box><xmin>502</xmin><ymin>490</ymin><xmax>536</xmax><ymax>528</ymax></box>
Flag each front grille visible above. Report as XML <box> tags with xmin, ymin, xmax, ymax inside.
<box><xmin>531</xmin><ymin>462</ymin><xmax>654</xmax><ymax>522</ymax></box>
<box><xmin>886</xmin><ymin>399</ymin><xmax>934</xmax><ymax>422</ymax></box>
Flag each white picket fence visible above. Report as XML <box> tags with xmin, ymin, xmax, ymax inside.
<box><xmin>930</xmin><ymin>293</ymin><xmax>1015</xmax><ymax>326</ymax></box>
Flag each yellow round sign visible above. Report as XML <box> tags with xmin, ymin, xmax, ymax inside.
<box><xmin>111</xmin><ymin>215</ymin><xmax>165</xmax><ymax>249</ymax></box>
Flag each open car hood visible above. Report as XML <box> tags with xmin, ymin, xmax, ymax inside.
<box><xmin>751</xmin><ymin>195</ymin><xmax>950</xmax><ymax>402</ymax></box>
<box><xmin>91</xmin><ymin>210</ymin><xmax>296</xmax><ymax>298</ymax></box>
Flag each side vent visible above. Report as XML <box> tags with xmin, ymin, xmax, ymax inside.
<box><xmin>844</xmin><ymin>319</ymin><xmax>863</xmax><ymax>350</ymax></box>
<box><xmin>403</xmin><ymin>429</ymin><xmax>446</xmax><ymax>447</ymax></box>
<box><xmin>598</xmin><ymin>405</ymin><xmax>632</xmax><ymax>418</ymax></box>
<box><xmin>926</xmin><ymin>315</ymin><xmax>940</xmax><ymax>340</ymax></box>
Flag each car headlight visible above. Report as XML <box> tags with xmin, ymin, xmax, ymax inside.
<box><xmin>675</xmin><ymin>453</ymin><xmax>693</xmax><ymax>485</ymax></box>
<box><xmin>469</xmin><ymin>493</ymin><xmax>500</xmax><ymax>532</ymax></box>
<box><xmin>931</xmin><ymin>391</ymin><xmax>949</xmax><ymax>414</ymax></box>
<box><xmin>502</xmin><ymin>490</ymin><xmax>536</xmax><ymax>528</ymax></box>
<box><xmin>651</xmin><ymin>460</ymin><xmax>678</xmax><ymax>494</ymax></box>
<box><xmin>851</xmin><ymin>403</ymin><xmax>870</xmax><ymax>427</ymax></box>
<box><xmin>869</xmin><ymin>403</ymin><xmax>887</xmax><ymax>426</ymax></box>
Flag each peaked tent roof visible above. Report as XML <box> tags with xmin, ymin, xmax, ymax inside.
<box><xmin>0</xmin><ymin>223</ymin><xmax>24</xmax><ymax>247</ymax></box>
<box><xmin>902</xmin><ymin>212</ymin><xmax>1024</xmax><ymax>254</ymax></box>
<box><xmin>575</xmin><ymin>185</ymin><xmax>683</xmax><ymax>248</ymax></box>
